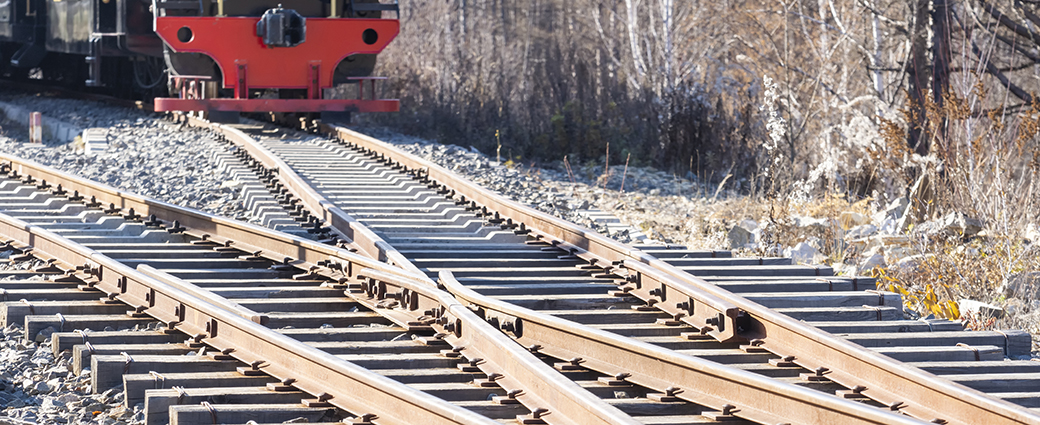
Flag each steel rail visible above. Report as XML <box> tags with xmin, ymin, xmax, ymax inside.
<box><xmin>178</xmin><ymin>118</ymin><xmax>822</xmax><ymax>423</ymax></box>
<box><xmin>186</xmin><ymin>117</ymin><xmax>743</xmax><ymax>342</ymax></box>
<box><xmin>178</xmin><ymin>116</ymin><xmax>422</xmax><ymax>276</ymax></box>
<box><xmin>136</xmin><ymin>264</ymin><xmax>269</xmax><ymax>325</ymax></box>
<box><xmin>0</xmin><ymin>212</ymin><xmax>496</xmax><ymax>425</ymax></box>
<box><xmin>0</xmin><ymin>154</ymin><xmax>644</xmax><ymax>425</ymax></box>
<box><xmin>0</xmin><ymin>153</ymin><xmax>425</xmax><ymax>287</ymax></box>
<box><xmin>438</xmin><ymin>270</ymin><xmax>927</xmax><ymax>425</ymax></box>
<box><xmin>352</xmin><ymin>268</ymin><xmax>641</xmax><ymax>425</ymax></box>
<box><xmin>319</xmin><ymin>126</ymin><xmax>742</xmax><ymax>341</ymax></box>
<box><xmin>323</xmin><ymin>125</ymin><xmax>1040</xmax><ymax>425</ymax></box>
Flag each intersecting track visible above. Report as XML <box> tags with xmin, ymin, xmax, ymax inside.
<box><xmin>0</xmin><ymin>154</ymin><xmax>704</xmax><ymax>425</ymax></box>
<box><xmin>185</xmin><ymin>115</ymin><xmax>1040</xmax><ymax>425</ymax></box>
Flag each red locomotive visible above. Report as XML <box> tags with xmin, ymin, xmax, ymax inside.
<box><xmin>0</xmin><ymin>0</ymin><xmax>399</xmax><ymax>118</ymax></box>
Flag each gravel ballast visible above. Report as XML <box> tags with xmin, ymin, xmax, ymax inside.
<box><xmin>0</xmin><ymin>91</ymin><xmax>247</xmax><ymax>220</ymax></box>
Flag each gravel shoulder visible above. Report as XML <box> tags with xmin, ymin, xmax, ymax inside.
<box><xmin>0</xmin><ymin>91</ymin><xmax>246</xmax><ymax>220</ymax></box>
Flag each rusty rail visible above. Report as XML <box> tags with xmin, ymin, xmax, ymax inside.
<box><xmin>136</xmin><ymin>264</ymin><xmax>268</xmax><ymax>325</ymax></box>
<box><xmin>323</xmin><ymin>125</ymin><xmax>1040</xmax><ymax>425</ymax></box>
<box><xmin>0</xmin><ymin>213</ymin><xmax>496</xmax><ymax>425</ymax></box>
<box><xmin>0</xmin><ymin>154</ymin><xmax>646</xmax><ymax>425</ymax></box>
<box><xmin>352</xmin><ymin>268</ymin><xmax>641</xmax><ymax>425</ymax></box>
<box><xmin>319</xmin><ymin>126</ymin><xmax>742</xmax><ymax>340</ymax></box>
<box><xmin>162</xmin><ymin>115</ymin><xmax>1040</xmax><ymax>425</ymax></box>
<box><xmin>0</xmin><ymin>153</ymin><xmax>424</xmax><ymax>287</ymax></box>
<box><xmin>439</xmin><ymin>270</ymin><xmax>924</xmax><ymax>425</ymax></box>
<box><xmin>179</xmin><ymin>117</ymin><xmax>422</xmax><ymax>276</ymax></box>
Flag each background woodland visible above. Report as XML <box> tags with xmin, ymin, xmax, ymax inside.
<box><xmin>369</xmin><ymin>0</ymin><xmax>1040</xmax><ymax>233</ymax></box>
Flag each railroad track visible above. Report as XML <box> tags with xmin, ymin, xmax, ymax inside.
<box><xmin>0</xmin><ymin>154</ymin><xmax>712</xmax><ymax>425</ymax></box>
<box><xmin>176</xmin><ymin>115</ymin><xmax>1040</xmax><ymax>425</ymax></box>
<box><xmin>0</xmin><ymin>136</ymin><xmax>926</xmax><ymax>425</ymax></box>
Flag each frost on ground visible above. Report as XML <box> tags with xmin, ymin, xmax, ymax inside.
<box><xmin>0</xmin><ymin>91</ymin><xmax>247</xmax><ymax>220</ymax></box>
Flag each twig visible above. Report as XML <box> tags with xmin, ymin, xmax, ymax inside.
<box><xmin>563</xmin><ymin>155</ymin><xmax>576</xmax><ymax>184</ymax></box>
<box><xmin>619</xmin><ymin>153</ymin><xmax>631</xmax><ymax>200</ymax></box>
<box><xmin>971</xmin><ymin>41</ymin><xmax>1035</xmax><ymax>103</ymax></box>
<box><xmin>602</xmin><ymin>143</ymin><xmax>610</xmax><ymax>189</ymax></box>
<box><xmin>980</xmin><ymin>0</ymin><xmax>1040</xmax><ymax>46</ymax></box>
<box><xmin>712</xmin><ymin>174</ymin><xmax>733</xmax><ymax>202</ymax></box>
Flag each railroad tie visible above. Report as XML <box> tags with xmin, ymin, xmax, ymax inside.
<box><xmin>994</xmin><ymin>330</ymin><xmax>1010</xmax><ymax>356</ymax></box>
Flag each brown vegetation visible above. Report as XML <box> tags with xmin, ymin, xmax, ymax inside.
<box><xmin>364</xmin><ymin>0</ymin><xmax>1040</xmax><ymax>340</ymax></box>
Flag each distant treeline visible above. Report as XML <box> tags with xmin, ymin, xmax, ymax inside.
<box><xmin>369</xmin><ymin>0</ymin><xmax>1040</xmax><ymax>197</ymax></box>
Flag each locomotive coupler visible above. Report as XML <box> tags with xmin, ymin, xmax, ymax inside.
<box><xmin>256</xmin><ymin>6</ymin><xmax>307</xmax><ymax>48</ymax></box>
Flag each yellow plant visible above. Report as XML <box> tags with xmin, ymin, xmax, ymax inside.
<box><xmin>873</xmin><ymin>267</ymin><xmax>960</xmax><ymax>321</ymax></box>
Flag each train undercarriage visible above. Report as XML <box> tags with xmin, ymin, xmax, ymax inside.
<box><xmin>0</xmin><ymin>0</ymin><xmax>400</xmax><ymax>119</ymax></box>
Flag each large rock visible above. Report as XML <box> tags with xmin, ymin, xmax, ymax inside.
<box><xmin>912</xmin><ymin>212</ymin><xmax>983</xmax><ymax>238</ymax></box>
<box><xmin>1024</xmin><ymin>223</ymin><xmax>1040</xmax><ymax>244</ymax></box>
<box><xmin>738</xmin><ymin>219</ymin><xmax>759</xmax><ymax>233</ymax></box>
<box><xmin>941</xmin><ymin>212</ymin><xmax>983</xmax><ymax>237</ymax></box>
<box><xmin>912</xmin><ymin>219</ymin><xmax>943</xmax><ymax>236</ymax></box>
<box><xmin>958</xmin><ymin>299</ymin><xmax>1004</xmax><ymax>319</ymax></box>
<box><xmin>784</xmin><ymin>242</ymin><xmax>818</xmax><ymax>264</ymax></box>
<box><xmin>883</xmin><ymin>246</ymin><xmax>911</xmax><ymax>265</ymax></box>
<box><xmin>846</xmin><ymin>224</ymin><xmax>877</xmax><ymax>240</ymax></box>
<box><xmin>838</xmin><ymin>211</ymin><xmax>870</xmax><ymax>230</ymax></box>
<box><xmin>880</xmin><ymin>197</ymin><xmax>908</xmax><ymax>221</ymax></box>
<box><xmin>894</xmin><ymin>253</ymin><xmax>934</xmax><ymax>272</ymax></box>
<box><xmin>858</xmin><ymin>253</ymin><xmax>886</xmax><ymax>272</ymax></box>
<box><xmin>1003</xmin><ymin>272</ymin><xmax>1040</xmax><ymax>299</ymax></box>
<box><xmin>727</xmin><ymin>225</ymin><xmax>752</xmax><ymax>249</ymax></box>
<box><xmin>32</xmin><ymin>380</ymin><xmax>51</xmax><ymax>394</ymax></box>
<box><xmin>40</xmin><ymin>397</ymin><xmax>64</xmax><ymax>411</ymax></box>
<box><xmin>793</xmin><ymin>216</ymin><xmax>834</xmax><ymax>234</ymax></box>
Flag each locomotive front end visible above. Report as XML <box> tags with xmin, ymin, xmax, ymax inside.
<box><xmin>152</xmin><ymin>0</ymin><xmax>399</xmax><ymax>117</ymax></box>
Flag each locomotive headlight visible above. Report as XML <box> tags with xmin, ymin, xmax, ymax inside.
<box><xmin>256</xmin><ymin>6</ymin><xmax>307</xmax><ymax>48</ymax></box>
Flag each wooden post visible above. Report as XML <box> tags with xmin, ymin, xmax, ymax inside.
<box><xmin>29</xmin><ymin>112</ymin><xmax>41</xmax><ymax>143</ymax></box>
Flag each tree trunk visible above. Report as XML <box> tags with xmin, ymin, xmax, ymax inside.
<box><xmin>907</xmin><ymin>0</ymin><xmax>932</xmax><ymax>156</ymax></box>
<box><xmin>931</xmin><ymin>0</ymin><xmax>952</xmax><ymax>157</ymax></box>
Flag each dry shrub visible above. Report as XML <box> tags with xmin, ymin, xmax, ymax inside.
<box><xmin>868</xmin><ymin>78</ymin><xmax>1040</xmax><ymax>330</ymax></box>
<box><xmin>802</xmin><ymin>194</ymin><xmax>872</xmax><ymax>219</ymax></box>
